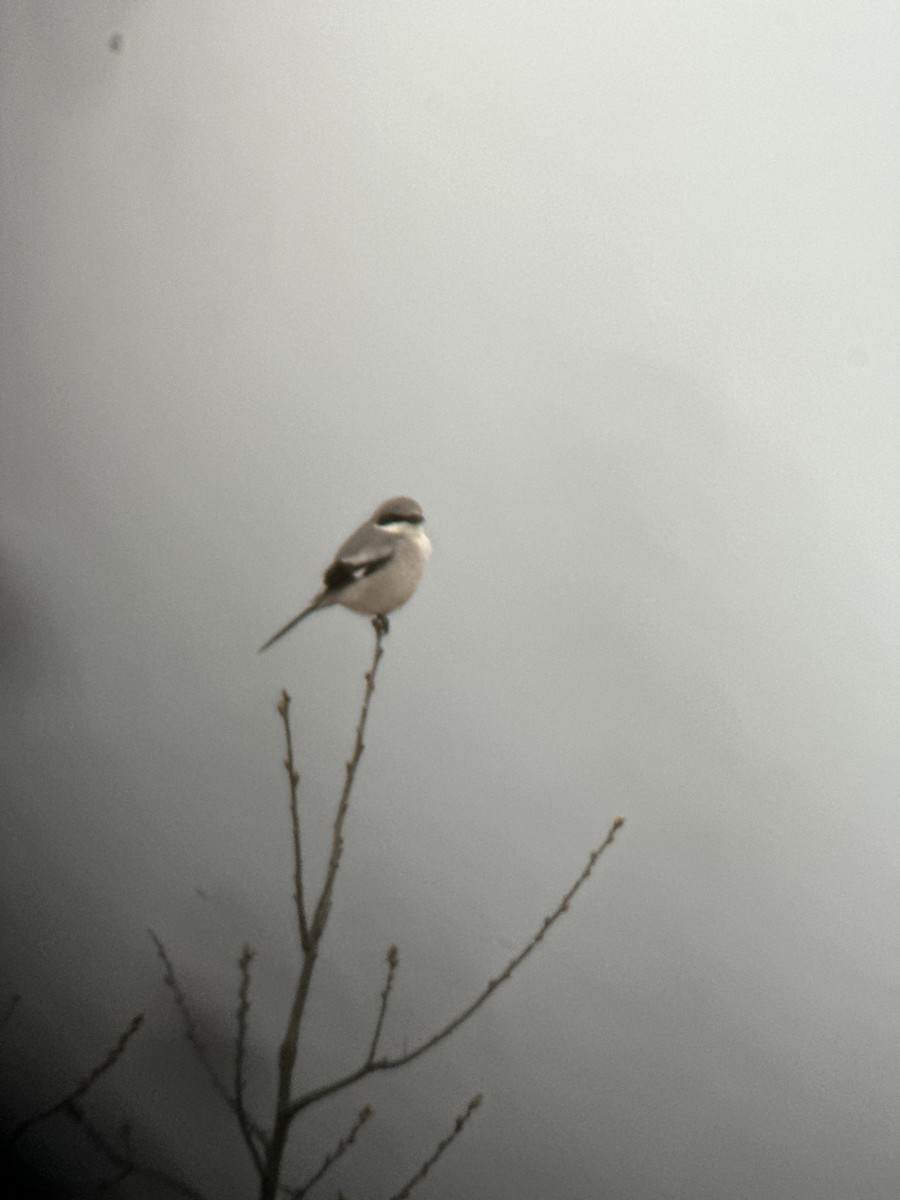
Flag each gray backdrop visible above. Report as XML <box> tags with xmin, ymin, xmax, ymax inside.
<box><xmin>2</xmin><ymin>2</ymin><xmax>899</xmax><ymax>1198</ymax></box>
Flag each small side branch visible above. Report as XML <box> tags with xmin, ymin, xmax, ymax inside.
<box><xmin>288</xmin><ymin>816</ymin><xmax>626</xmax><ymax>1118</ymax></box>
<box><xmin>150</xmin><ymin>931</ymin><xmax>267</xmax><ymax>1164</ymax></box>
<box><xmin>66</xmin><ymin>1101</ymin><xmax>209</xmax><ymax>1200</ymax></box>
<box><xmin>385</xmin><ymin>1094</ymin><xmax>482</xmax><ymax>1200</ymax></box>
<box><xmin>235</xmin><ymin>945</ymin><xmax>265</xmax><ymax>1176</ymax></box>
<box><xmin>278</xmin><ymin>691</ymin><xmax>311</xmax><ymax>953</ymax></box>
<box><xmin>95</xmin><ymin>1121</ymin><xmax>135</xmax><ymax>1193</ymax></box>
<box><xmin>366</xmin><ymin>945</ymin><xmax>399</xmax><ymax>1066</ymax></box>
<box><xmin>287</xmin><ymin>1105</ymin><xmax>373</xmax><ymax>1199</ymax></box>
<box><xmin>385</xmin><ymin>816</ymin><xmax>627</xmax><ymax>1069</ymax></box>
<box><xmin>7</xmin><ymin>1013</ymin><xmax>144</xmax><ymax>1146</ymax></box>
<box><xmin>149</xmin><ymin>930</ymin><xmax>232</xmax><ymax>1107</ymax></box>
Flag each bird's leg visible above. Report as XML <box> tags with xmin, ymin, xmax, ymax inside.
<box><xmin>373</xmin><ymin>614</ymin><xmax>390</xmax><ymax>636</ymax></box>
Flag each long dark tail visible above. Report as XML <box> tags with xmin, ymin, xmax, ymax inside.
<box><xmin>258</xmin><ymin>602</ymin><xmax>319</xmax><ymax>652</ymax></box>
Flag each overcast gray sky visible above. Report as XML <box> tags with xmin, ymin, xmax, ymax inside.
<box><xmin>2</xmin><ymin>2</ymin><xmax>900</xmax><ymax>1197</ymax></box>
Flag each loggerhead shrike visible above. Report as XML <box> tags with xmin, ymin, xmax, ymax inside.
<box><xmin>260</xmin><ymin>496</ymin><xmax>431</xmax><ymax>650</ymax></box>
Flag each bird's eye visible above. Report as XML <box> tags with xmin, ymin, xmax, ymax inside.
<box><xmin>378</xmin><ymin>512</ymin><xmax>422</xmax><ymax>526</ymax></box>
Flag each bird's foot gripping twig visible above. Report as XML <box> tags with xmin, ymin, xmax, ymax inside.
<box><xmin>373</xmin><ymin>614</ymin><xmax>390</xmax><ymax>635</ymax></box>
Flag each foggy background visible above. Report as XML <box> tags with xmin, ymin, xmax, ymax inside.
<box><xmin>2</xmin><ymin>1</ymin><xmax>899</xmax><ymax>1197</ymax></box>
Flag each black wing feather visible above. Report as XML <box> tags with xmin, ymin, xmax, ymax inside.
<box><xmin>322</xmin><ymin>551</ymin><xmax>392</xmax><ymax>592</ymax></box>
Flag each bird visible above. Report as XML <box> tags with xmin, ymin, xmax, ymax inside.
<box><xmin>260</xmin><ymin>496</ymin><xmax>431</xmax><ymax>651</ymax></box>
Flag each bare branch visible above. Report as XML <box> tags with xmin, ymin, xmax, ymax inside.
<box><xmin>279</xmin><ymin>690</ymin><xmax>311</xmax><ymax>953</ymax></box>
<box><xmin>96</xmin><ymin>1160</ymin><xmax>134</xmax><ymax>1194</ymax></box>
<box><xmin>367</xmin><ymin>945</ymin><xmax>399</xmax><ymax>1066</ymax></box>
<box><xmin>288</xmin><ymin>816</ymin><xmax>626</xmax><ymax>1118</ymax></box>
<box><xmin>149</xmin><ymin>930</ymin><xmax>233</xmax><ymax>1107</ymax></box>
<box><xmin>235</xmin><ymin>944</ymin><xmax>265</xmax><ymax>1177</ymax></box>
<box><xmin>66</xmin><ymin>1101</ymin><xmax>209</xmax><ymax>1200</ymax></box>
<box><xmin>150</xmin><ymin>930</ymin><xmax>268</xmax><ymax>1164</ymax></box>
<box><xmin>287</xmin><ymin>1105</ymin><xmax>373</xmax><ymax>1199</ymax></box>
<box><xmin>260</xmin><ymin>621</ymin><xmax>388</xmax><ymax>1199</ymax></box>
<box><xmin>310</xmin><ymin>619</ymin><xmax>386</xmax><ymax>942</ymax></box>
<box><xmin>8</xmin><ymin>1013</ymin><xmax>144</xmax><ymax>1146</ymax></box>
<box><xmin>385</xmin><ymin>1094</ymin><xmax>482</xmax><ymax>1200</ymax></box>
<box><xmin>95</xmin><ymin>1122</ymin><xmax>136</xmax><ymax>1193</ymax></box>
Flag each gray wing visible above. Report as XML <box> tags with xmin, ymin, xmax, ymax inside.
<box><xmin>321</xmin><ymin>523</ymin><xmax>396</xmax><ymax>592</ymax></box>
<box><xmin>259</xmin><ymin>523</ymin><xmax>398</xmax><ymax>652</ymax></box>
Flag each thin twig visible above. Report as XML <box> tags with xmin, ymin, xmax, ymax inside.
<box><xmin>149</xmin><ymin>930</ymin><xmax>268</xmax><ymax>1161</ymax></box>
<box><xmin>7</xmin><ymin>1013</ymin><xmax>144</xmax><ymax>1145</ymax></box>
<box><xmin>385</xmin><ymin>1094</ymin><xmax>482</xmax><ymax>1200</ymax></box>
<box><xmin>279</xmin><ymin>690</ymin><xmax>311</xmax><ymax>953</ymax></box>
<box><xmin>66</xmin><ymin>1101</ymin><xmax>209</xmax><ymax>1200</ymax></box>
<box><xmin>235</xmin><ymin>944</ymin><xmax>265</xmax><ymax>1177</ymax></box>
<box><xmin>288</xmin><ymin>816</ymin><xmax>626</xmax><ymax>1118</ymax></box>
<box><xmin>366</xmin><ymin>945</ymin><xmax>399</xmax><ymax>1066</ymax></box>
<box><xmin>149</xmin><ymin>930</ymin><xmax>232</xmax><ymax>1107</ymax></box>
<box><xmin>287</xmin><ymin>1105</ymin><xmax>373</xmax><ymax>1199</ymax></box>
<box><xmin>96</xmin><ymin>1161</ymin><xmax>134</xmax><ymax>1194</ymax></box>
<box><xmin>96</xmin><ymin>1123</ymin><xmax>136</xmax><ymax>1193</ymax></box>
<box><xmin>310</xmin><ymin>619</ymin><xmax>386</xmax><ymax>942</ymax></box>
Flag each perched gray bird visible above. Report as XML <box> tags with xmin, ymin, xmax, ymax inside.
<box><xmin>260</xmin><ymin>496</ymin><xmax>431</xmax><ymax>650</ymax></box>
